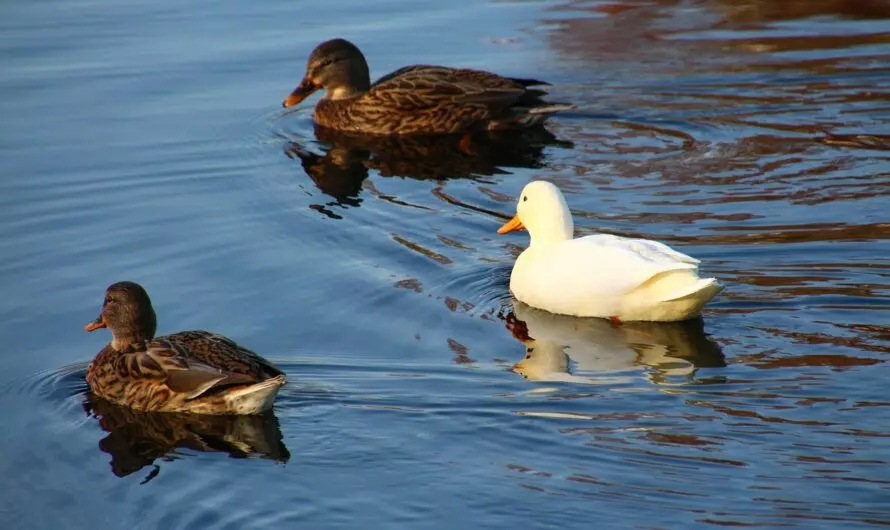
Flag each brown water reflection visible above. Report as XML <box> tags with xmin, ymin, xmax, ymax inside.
<box><xmin>85</xmin><ymin>396</ymin><xmax>289</xmax><ymax>480</ymax></box>
<box><xmin>284</xmin><ymin>125</ymin><xmax>573</xmax><ymax>216</ymax></box>
<box><xmin>711</xmin><ymin>0</ymin><xmax>890</xmax><ymax>22</ymax></box>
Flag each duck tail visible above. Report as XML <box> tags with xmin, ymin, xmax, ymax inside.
<box><xmin>527</xmin><ymin>102</ymin><xmax>576</xmax><ymax>115</ymax></box>
<box><xmin>508</xmin><ymin>77</ymin><xmax>551</xmax><ymax>87</ymax></box>
<box><xmin>660</xmin><ymin>277</ymin><xmax>723</xmax><ymax>303</ymax></box>
<box><xmin>223</xmin><ymin>375</ymin><xmax>287</xmax><ymax>415</ymax></box>
<box><xmin>488</xmin><ymin>99</ymin><xmax>576</xmax><ymax>130</ymax></box>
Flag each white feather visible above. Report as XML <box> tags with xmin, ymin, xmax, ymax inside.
<box><xmin>222</xmin><ymin>375</ymin><xmax>287</xmax><ymax>415</ymax></box>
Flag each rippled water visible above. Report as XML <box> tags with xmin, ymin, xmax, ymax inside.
<box><xmin>2</xmin><ymin>0</ymin><xmax>890</xmax><ymax>528</ymax></box>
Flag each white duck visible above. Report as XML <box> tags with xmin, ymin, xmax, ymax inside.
<box><xmin>497</xmin><ymin>181</ymin><xmax>723</xmax><ymax>322</ymax></box>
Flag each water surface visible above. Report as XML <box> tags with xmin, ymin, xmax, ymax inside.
<box><xmin>2</xmin><ymin>0</ymin><xmax>890</xmax><ymax>528</ymax></box>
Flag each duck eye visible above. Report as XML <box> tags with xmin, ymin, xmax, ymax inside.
<box><xmin>522</xmin><ymin>196</ymin><xmax>528</xmax><ymax>202</ymax></box>
<box><xmin>104</xmin><ymin>297</ymin><xmax>112</xmax><ymax>305</ymax></box>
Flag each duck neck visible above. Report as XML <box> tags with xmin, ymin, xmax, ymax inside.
<box><xmin>109</xmin><ymin>312</ymin><xmax>156</xmax><ymax>352</ymax></box>
<box><xmin>325</xmin><ymin>85</ymin><xmax>367</xmax><ymax>100</ymax></box>
<box><xmin>528</xmin><ymin>212</ymin><xmax>574</xmax><ymax>249</ymax></box>
<box><xmin>110</xmin><ymin>330</ymin><xmax>152</xmax><ymax>352</ymax></box>
<box><xmin>324</xmin><ymin>61</ymin><xmax>371</xmax><ymax>100</ymax></box>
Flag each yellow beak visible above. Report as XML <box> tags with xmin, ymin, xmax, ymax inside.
<box><xmin>497</xmin><ymin>215</ymin><xmax>524</xmax><ymax>234</ymax></box>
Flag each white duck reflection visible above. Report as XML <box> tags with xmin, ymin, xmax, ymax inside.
<box><xmin>507</xmin><ymin>301</ymin><xmax>724</xmax><ymax>384</ymax></box>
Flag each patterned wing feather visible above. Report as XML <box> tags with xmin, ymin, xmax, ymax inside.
<box><xmin>141</xmin><ymin>340</ymin><xmax>260</xmax><ymax>399</ymax></box>
<box><xmin>162</xmin><ymin>331</ymin><xmax>284</xmax><ymax>378</ymax></box>
<box><xmin>355</xmin><ymin>69</ymin><xmax>527</xmax><ymax>133</ymax></box>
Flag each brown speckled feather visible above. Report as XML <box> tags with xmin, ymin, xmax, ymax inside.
<box><xmin>315</xmin><ymin>66</ymin><xmax>545</xmax><ymax>134</ymax></box>
<box><xmin>164</xmin><ymin>331</ymin><xmax>284</xmax><ymax>379</ymax></box>
<box><xmin>86</xmin><ymin>331</ymin><xmax>284</xmax><ymax>414</ymax></box>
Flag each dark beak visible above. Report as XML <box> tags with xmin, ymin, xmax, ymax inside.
<box><xmin>84</xmin><ymin>315</ymin><xmax>106</xmax><ymax>332</ymax></box>
<box><xmin>282</xmin><ymin>77</ymin><xmax>319</xmax><ymax>108</ymax></box>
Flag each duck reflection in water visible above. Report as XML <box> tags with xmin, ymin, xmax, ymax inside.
<box><xmin>84</xmin><ymin>395</ymin><xmax>290</xmax><ymax>481</ymax></box>
<box><xmin>505</xmin><ymin>301</ymin><xmax>725</xmax><ymax>385</ymax></box>
<box><xmin>284</xmin><ymin>124</ymin><xmax>573</xmax><ymax>216</ymax></box>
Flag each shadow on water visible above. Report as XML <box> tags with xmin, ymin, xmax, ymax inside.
<box><xmin>283</xmin><ymin>124</ymin><xmax>573</xmax><ymax>217</ymax></box>
<box><xmin>83</xmin><ymin>396</ymin><xmax>290</xmax><ymax>481</ymax></box>
<box><xmin>503</xmin><ymin>300</ymin><xmax>725</xmax><ymax>385</ymax></box>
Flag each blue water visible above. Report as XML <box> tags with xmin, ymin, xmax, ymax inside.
<box><xmin>2</xmin><ymin>0</ymin><xmax>890</xmax><ymax>528</ymax></box>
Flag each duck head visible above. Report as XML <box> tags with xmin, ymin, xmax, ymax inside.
<box><xmin>497</xmin><ymin>180</ymin><xmax>574</xmax><ymax>246</ymax></box>
<box><xmin>283</xmin><ymin>38</ymin><xmax>372</xmax><ymax>108</ymax></box>
<box><xmin>85</xmin><ymin>281</ymin><xmax>157</xmax><ymax>350</ymax></box>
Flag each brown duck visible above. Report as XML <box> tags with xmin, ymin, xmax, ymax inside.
<box><xmin>282</xmin><ymin>38</ymin><xmax>573</xmax><ymax>135</ymax></box>
<box><xmin>85</xmin><ymin>282</ymin><xmax>286</xmax><ymax>415</ymax></box>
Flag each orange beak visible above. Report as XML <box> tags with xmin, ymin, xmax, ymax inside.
<box><xmin>282</xmin><ymin>77</ymin><xmax>319</xmax><ymax>108</ymax></box>
<box><xmin>497</xmin><ymin>214</ymin><xmax>525</xmax><ymax>234</ymax></box>
<box><xmin>84</xmin><ymin>316</ymin><xmax>106</xmax><ymax>332</ymax></box>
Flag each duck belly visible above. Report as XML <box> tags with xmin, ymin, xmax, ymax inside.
<box><xmin>508</xmin><ymin>256</ymin><xmax>620</xmax><ymax>318</ymax></box>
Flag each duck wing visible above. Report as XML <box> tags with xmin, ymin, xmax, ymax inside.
<box><xmin>615</xmin><ymin>236</ymin><xmax>700</xmax><ymax>266</ymax></box>
<box><xmin>119</xmin><ymin>339</ymin><xmax>263</xmax><ymax>400</ymax></box>
<box><xmin>162</xmin><ymin>330</ymin><xmax>284</xmax><ymax>378</ymax></box>
<box><xmin>387</xmin><ymin>67</ymin><xmax>552</xmax><ymax>108</ymax></box>
<box><xmin>107</xmin><ymin>331</ymin><xmax>281</xmax><ymax>400</ymax></box>
<box><xmin>525</xmin><ymin>234</ymin><xmax>700</xmax><ymax>300</ymax></box>
<box><xmin>356</xmin><ymin>67</ymin><xmax>528</xmax><ymax>133</ymax></box>
<box><xmin>373</xmin><ymin>65</ymin><xmax>547</xmax><ymax>90</ymax></box>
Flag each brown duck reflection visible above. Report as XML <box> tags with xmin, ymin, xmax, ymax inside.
<box><xmin>285</xmin><ymin>124</ymin><xmax>573</xmax><ymax>213</ymax></box>
<box><xmin>85</xmin><ymin>394</ymin><xmax>289</xmax><ymax>480</ymax></box>
<box><xmin>505</xmin><ymin>301</ymin><xmax>724</xmax><ymax>385</ymax></box>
